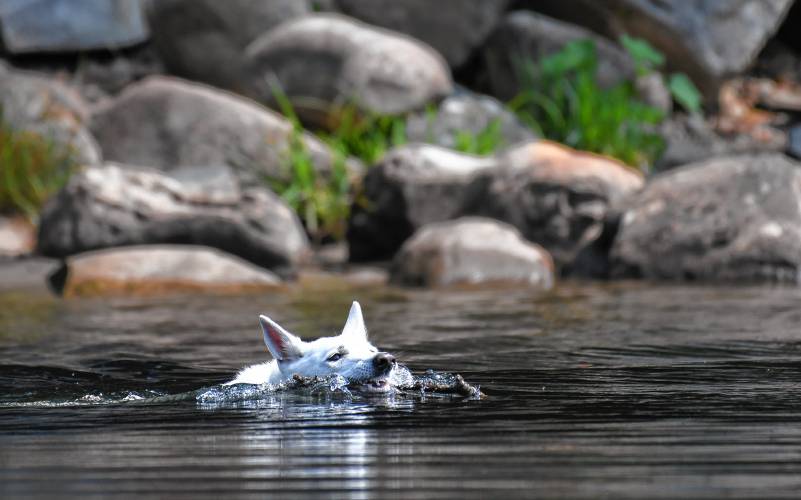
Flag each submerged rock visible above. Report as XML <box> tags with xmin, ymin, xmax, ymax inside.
<box><xmin>147</xmin><ymin>0</ymin><xmax>309</xmax><ymax>91</ymax></box>
<box><xmin>461</xmin><ymin>141</ymin><xmax>644</xmax><ymax>270</ymax></box>
<box><xmin>245</xmin><ymin>13</ymin><xmax>453</xmax><ymax>126</ymax></box>
<box><xmin>52</xmin><ymin>245</ymin><xmax>282</xmax><ymax>297</ymax></box>
<box><xmin>347</xmin><ymin>144</ymin><xmax>497</xmax><ymax>262</ymax></box>
<box><xmin>37</xmin><ymin>163</ymin><xmax>309</xmax><ymax>275</ymax></box>
<box><xmin>391</xmin><ymin>217</ymin><xmax>554</xmax><ymax>288</ymax></box>
<box><xmin>330</xmin><ymin>0</ymin><xmax>509</xmax><ymax>68</ymax></box>
<box><xmin>611</xmin><ymin>154</ymin><xmax>801</xmax><ymax>283</ymax></box>
<box><xmin>0</xmin><ymin>63</ymin><xmax>101</xmax><ymax>165</ymax></box>
<box><xmin>89</xmin><ymin>76</ymin><xmax>348</xmax><ymax>184</ymax></box>
<box><xmin>478</xmin><ymin>11</ymin><xmax>633</xmax><ymax>101</ymax></box>
<box><xmin>0</xmin><ymin>0</ymin><xmax>148</xmax><ymax>53</ymax></box>
<box><xmin>405</xmin><ymin>89</ymin><xmax>535</xmax><ymax>151</ymax></box>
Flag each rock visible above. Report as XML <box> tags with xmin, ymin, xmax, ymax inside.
<box><xmin>535</xmin><ymin>0</ymin><xmax>794</xmax><ymax>98</ymax></box>
<box><xmin>788</xmin><ymin>124</ymin><xmax>801</xmax><ymax>160</ymax></box>
<box><xmin>0</xmin><ymin>256</ymin><xmax>58</xmax><ymax>293</ymax></box>
<box><xmin>0</xmin><ymin>216</ymin><xmax>35</xmax><ymax>257</ymax></box>
<box><xmin>89</xmin><ymin>76</ymin><xmax>349</xmax><ymax>184</ymax></box>
<box><xmin>657</xmin><ymin>114</ymin><xmax>786</xmax><ymax>171</ymax></box>
<box><xmin>347</xmin><ymin>144</ymin><xmax>497</xmax><ymax>262</ymax></box>
<box><xmin>461</xmin><ymin>140</ymin><xmax>644</xmax><ymax>270</ymax></box>
<box><xmin>0</xmin><ymin>0</ymin><xmax>148</xmax><ymax>53</ymax></box>
<box><xmin>37</xmin><ymin>163</ymin><xmax>310</xmax><ymax>276</ymax></box>
<box><xmin>406</xmin><ymin>89</ymin><xmax>535</xmax><ymax>151</ymax></box>
<box><xmin>330</xmin><ymin>0</ymin><xmax>510</xmax><ymax>68</ymax></box>
<box><xmin>147</xmin><ymin>0</ymin><xmax>309</xmax><ymax>92</ymax></box>
<box><xmin>611</xmin><ymin>154</ymin><xmax>801</xmax><ymax>283</ymax></box>
<box><xmin>51</xmin><ymin>245</ymin><xmax>282</xmax><ymax>297</ymax></box>
<box><xmin>478</xmin><ymin>11</ymin><xmax>633</xmax><ymax>101</ymax></box>
<box><xmin>244</xmin><ymin>13</ymin><xmax>453</xmax><ymax>126</ymax></box>
<box><xmin>391</xmin><ymin>217</ymin><xmax>554</xmax><ymax>288</ymax></box>
<box><xmin>0</xmin><ymin>63</ymin><xmax>101</xmax><ymax>165</ymax></box>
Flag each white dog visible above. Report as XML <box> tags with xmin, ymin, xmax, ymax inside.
<box><xmin>225</xmin><ymin>301</ymin><xmax>398</xmax><ymax>392</ymax></box>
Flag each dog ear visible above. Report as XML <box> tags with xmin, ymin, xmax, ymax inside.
<box><xmin>341</xmin><ymin>301</ymin><xmax>367</xmax><ymax>340</ymax></box>
<box><xmin>259</xmin><ymin>315</ymin><xmax>303</xmax><ymax>361</ymax></box>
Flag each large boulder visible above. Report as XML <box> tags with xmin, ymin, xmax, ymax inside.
<box><xmin>0</xmin><ymin>63</ymin><xmax>101</xmax><ymax>165</ymax></box>
<box><xmin>406</xmin><ymin>89</ymin><xmax>535</xmax><ymax>151</ymax></box>
<box><xmin>37</xmin><ymin>163</ymin><xmax>310</xmax><ymax>276</ymax></box>
<box><xmin>391</xmin><ymin>217</ymin><xmax>554</xmax><ymax>288</ymax></box>
<box><xmin>461</xmin><ymin>141</ymin><xmax>644</xmax><ymax>270</ymax></box>
<box><xmin>478</xmin><ymin>11</ymin><xmax>633</xmax><ymax>101</ymax></box>
<box><xmin>0</xmin><ymin>0</ymin><xmax>148</xmax><ymax>53</ymax></box>
<box><xmin>347</xmin><ymin>144</ymin><xmax>497</xmax><ymax>261</ymax></box>
<box><xmin>244</xmin><ymin>13</ymin><xmax>453</xmax><ymax>126</ymax></box>
<box><xmin>523</xmin><ymin>0</ymin><xmax>794</xmax><ymax>98</ymax></box>
<box><xmin>610</xmin><ymin>154</ymin><xmax>801</xmax><ymax>283</ymax></box>
<box><xmin>147</xmin><ymin>0</ymin><xmax>309</xmax><ymax>92</ymax></box>
<box><xmin>51</xmin><ymin>245</ymin><xmax>282</xmax><ymax>297</ymax></box>
<box><xmin>89</xmin><ymin>76</ymin><xmax>347</xmax><ymax>184</ymax></box>
<box><xmin>330</xmin><ymin>0</ymin><xmax>510</xmax><ymax>68</ymax></box>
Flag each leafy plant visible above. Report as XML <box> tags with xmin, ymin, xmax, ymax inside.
<box><xmin>510</xmin><ymin>39</ymin><xmax>666</xmax><ymax>169</ymax></box>
<box><xmin>620</xmin><ymin>34</ymin><xmax>702</xmax><ymax>114</ymax></box>
<box><xmin>0</xmin><ymin>117</ymin><xmax>78</xmax><ymax>222</ymax></box>
<box><xmin>268</xmin><ymin>86</ymin><xmax>353</xmax><ymax>243</ymax></box>
<box><xmin>319</xmin><ymin>106</ymin><xmax>407</xmax><ymax>165</ymax></box>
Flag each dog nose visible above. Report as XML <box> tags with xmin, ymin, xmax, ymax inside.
<box><xmin>373</xmin><ymin>353</ymin><xmax>396</xmax><ymax>372</ymax></box>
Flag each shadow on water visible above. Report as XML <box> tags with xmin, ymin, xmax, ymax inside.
<box><xmin>2</xmin><ymin>283</ymin><xmax>801</xmax><ymax>498</ymax></box>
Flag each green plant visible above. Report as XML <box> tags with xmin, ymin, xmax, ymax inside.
<box><xmin>511</xmin><ymin>39</ymin><xmax>666</xmax><ymax>169</ymax></box>
<box><xmin>267</xmin><ymin>86</ymin><xmax>353</xmax><ymax>243</ymax></box>
<box><xmin>319</xmin><ymin>106</ymin><xmax>407</xmax><ymax>165</ymax></box>
<box><xmin>453</xmin><ymin>119</ymin><xmax>505</xmax><ymax>156</ymax></box>
<box><xmin>0</xmin><ymin>118</ymin><xmax>77</xmax><ymax>222</ymax></box>
<box><xmin>620</xmin><ymin>34</ymin><xmax>702</xmax><ymax>114</ymax></box>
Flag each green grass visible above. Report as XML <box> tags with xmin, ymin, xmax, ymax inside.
<box><xmin>0</xmin><ymin>117</ymin><xmax>78</xmax><ymax>222</ymax></box>
<box><xmin>510</xmin><ymin>37</ymin><xmax>701</xmax><ymax>170</ymax></box>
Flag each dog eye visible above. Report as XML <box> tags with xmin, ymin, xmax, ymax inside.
<box><xmin>327</xmin><ymin>353</ymin><xmax>343</xmax><ymax>362</ymax></box>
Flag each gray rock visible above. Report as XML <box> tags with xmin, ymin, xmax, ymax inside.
<box><xmin>52</xmin><ymin>245</ymin><xmax>282</xmax><ymax>297</ymax></box>
<box><xmin>611</xmin><ymin>154</ymin><xmax>801</xmax><ymax>283</ymax></box>
<box><xmin>89</xmin><ymin>76</ymin><xmax>348</xmax><ymax>184</ymax></box>
<box><xmin>0</xmin><ymin>256</ymin><xmax>59</xmax><ymax>292</ymax></box>
<box><xmin>479</xmin><ymin>11</ymin><xmax>634</xmax><ymax>101</ymax></box>
<box><xmin>0</xmin><ymin>63</ymin><xmax>101</xmax><ymax>165</ymax></box>
<box><xmin>37</xmin><ymin>163</ymin><xmax>310</xmax><ymax>276</ymax></box>
<box><xmin>406</xmin><ymin>90</ymin><xmax>535</xmax><ymax>151</ymax></box>
<box><xmin>0</xmin><ymin>0</ymin><xmax>148</xmax><ymax>53</ymax></box>
<box><xmin>391</xmin><ymin>217</ymin><xmax>554</xmax><ymax>288</ymax></box>
<box><xmin>147</xmin><ymin>0</ymin><xmax>309</xmax><ymax>92</ymax></box>
<box><xmin>461</xmin><ymin>141</ymin><xmax>644</xmax><ymax>270</ymax></box>
<box><xmin>331</xmin><ymin>0</ymin><xmax>510</xmax><ymax>68</ymax></box>
<box><xmin>657</xmin><ymin>114</ymin><xmax>787</xmax><ymax>171</ymax></box>
<box><xmin>245</xmin><ymin>13</ymin><xmax>453</xmax><ymax>126</ymax></box>
<box><xmin>347</xmin><ymin>144</ymin><xmax>497</xmax><ymax>262</ymax></box>
<box><xmin>528</xmin><ymin>0</ymin><xmax>793</xmax><ymax>98</ymax></box>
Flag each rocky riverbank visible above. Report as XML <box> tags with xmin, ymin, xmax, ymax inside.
<box><xmin>3</xmin><ymin>0</ymin><xmax>801</xmax><ymax>295</ymax></box>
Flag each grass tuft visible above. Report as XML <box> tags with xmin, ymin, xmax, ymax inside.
<box><xmin>0</xmin><ymin>115</ymin><xmax>78</xmax><ymax>222</ymax></box>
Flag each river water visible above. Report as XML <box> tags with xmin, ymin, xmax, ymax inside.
<box><xmin>2</xmin><ymin>280</ymin><xmax>801</xmax><ymax>499</ymax></box>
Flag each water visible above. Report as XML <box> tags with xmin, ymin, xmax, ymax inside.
<box><xmin>2</xmin><ymin>281</ymin><xmax>801</xmax><ymax>498</ymax></box>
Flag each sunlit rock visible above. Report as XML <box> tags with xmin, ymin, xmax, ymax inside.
<box><xmin>461</xmin><ymin>140</ymin><xmax>644</xmax><ymax>271</ymax></box>
<box><xmin>391</xmin><ymin>217</ymin><xmax>554</xmax><ymax>289</ymax></box>
<box><xmin>52</xmin><ymin>245</ymin><xmax>282</xmax><ymax>297</ymax></box>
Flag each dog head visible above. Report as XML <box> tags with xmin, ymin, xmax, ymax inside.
<box><xmin>260</xmin><ymin>301</ymin><xmax>397</xmax><ymax>392</ymax></box>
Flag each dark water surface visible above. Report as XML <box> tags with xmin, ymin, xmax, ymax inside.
<box><xmin>2</xmin><ymin>282</ymin><xmax>801</xmax><ymax>499</ymax></box>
